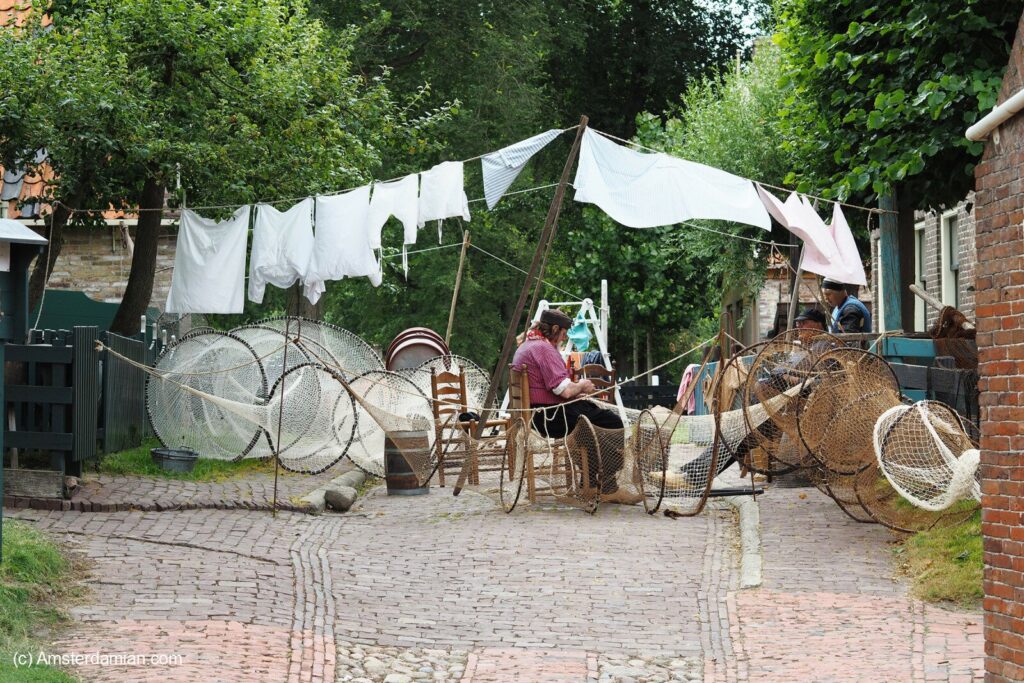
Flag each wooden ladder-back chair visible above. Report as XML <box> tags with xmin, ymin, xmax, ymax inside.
<box><xmin>576</xmin><ymin>363</ymin><xmax>617</xmax><ymax>403</ymax></box>
<box><xmin>431</xmin><ymin>366</ymin><xmax>506</xmax><ymax>487</ymax></box>
<box><xmin>508</xmin><ymin>365</ymin><xmax>598</xmax><ymax>504</ymax></box>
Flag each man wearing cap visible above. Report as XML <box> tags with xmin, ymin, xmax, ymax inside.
<box><xmin>821</xmin><ymin>279</ymin><xmax>872</xmax><ymax>334</ymax></box>
<box><xmin>512</xmin><ymin>307</ymin><xmax>624</xmax><ymax>493</ymax></box>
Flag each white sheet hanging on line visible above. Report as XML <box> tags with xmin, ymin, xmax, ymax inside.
<box><xmin>166</xmin><ymin>206</ymin><xmax>250</xmax><ymax>314</ymax></box>
<box><xmin>481</xmin><ymin>128</ymin><xmax>562</xmax><ymax>209</ymax></box>
<box><xmin>304</xmin><ymin>186</ymin><xmax>381</xmax><ymax>305</ymax></box>
<box><xmin>248</xmin><ymin>198</ymin><xmax>315</xmax><ymax>304</ymax></box>
<box><xmin>798</xmin><ymin>201</ymin><xmax>868</xmax><ymax>286</ymax></box>
<box><xmin>573</xmin><ymin>129</ymin><xmax>771</xmax><ymax>230</ymax></box>
<box><xmin>418</xmin><ymin>161</ymin><xmax>470</xmax><ymax>241</ymax></box>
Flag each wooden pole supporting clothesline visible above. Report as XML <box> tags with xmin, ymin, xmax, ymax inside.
<box><xmin>452</xmin><ymin>114</ymin><xmax>589</xmax><ymax>496</ymax></box>
<box><xmin>445</xmin><ymin>230</ymin><xmax>471</xmax><ymax>345</ymax></box>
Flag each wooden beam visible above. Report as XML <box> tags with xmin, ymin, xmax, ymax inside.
<box><xmin>452</xmin><ymin>116</ymin><xmax>589</xmax><ymax>495</ymax></box>
<box><xmin>445</xmin><ymin>231</ymin><xmax>471</xmax><ymax>345</ymax></box>
<box><xmin>878</xmin><ymin>193</ymin><xmax>903</xmax><ymax>333</ymax></box>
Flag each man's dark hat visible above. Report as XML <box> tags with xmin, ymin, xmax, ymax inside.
<box><xmin>794</xmin><ymin>307</ymin><xmax>827</xmax><ymax>327</ymax></box>
<box><xmin>539</xmin><ymin>308</ymin><xmax>572</xmax><ymax>328</ymax></box>
<box><xmin>821</xmin><ymin>279</ymin><xmax>846</xmax><ymax>292</ymax></box>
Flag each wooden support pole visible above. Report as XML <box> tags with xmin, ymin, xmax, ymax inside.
<box><xmin>879</xmin><ymin>193</ymin><xmax>903</xmax><ymax>333</ymax></box>
<box><xmin>452</xmin><ymin>115</ymin><xmax>589</xmax><ymax>495</ymax></box>
<box><xmin>445</xmin><ymin>230</ymin><xmax>471</xmax><ymax>345</ymax></box>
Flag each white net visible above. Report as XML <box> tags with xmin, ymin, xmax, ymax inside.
<box><xmin>873</xmin><ymin>400</ymin><xmax>981</xmax><ymax>511</ymax></box>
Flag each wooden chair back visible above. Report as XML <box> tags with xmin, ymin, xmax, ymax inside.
<box><xmin>578</xmin><ymin>363</ymin><xmax>616</xmax><ymax>403</ymax></box>
<box><xmin>508</xmin><ymin>365</ymin><xmax>531</xmax><ymax>414</ymax></box>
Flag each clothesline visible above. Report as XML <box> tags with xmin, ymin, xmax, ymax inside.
<box><xmin>52</xmin><ymin>127</ymin><xmax>580</xmax><ymax>216</ymax></box>
<box><xmin>591</xmin><ymin>129</ymin><xmax>896</xmax><ymax>216</ymax></box>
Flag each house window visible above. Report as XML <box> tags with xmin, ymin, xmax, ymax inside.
<box><xmin>914</xmin><ymin>222</ymin><xmax>926</xmax><ymax>331</ymax></box>
<box><xmin>940</xmin><ymin>211</ymin><xmax>959</xmax><ymax>309</ymax></box>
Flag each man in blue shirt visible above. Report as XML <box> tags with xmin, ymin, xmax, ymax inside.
<box><xmin>821</xmin><ymin>279</ymin><xmax>872</xmax><ymax>333</ymax></box>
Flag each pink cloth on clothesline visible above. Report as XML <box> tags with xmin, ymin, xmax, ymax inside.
<box><xmin>677</xmin><ymin>363</ymin><xmax>698</xmax><ymax>414</ymax></box>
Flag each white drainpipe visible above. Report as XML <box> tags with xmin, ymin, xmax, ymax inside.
<box><xmin>966</xmin><ymin>88</ymin><xmax>1024</xmax><ymax>141</ymax></box>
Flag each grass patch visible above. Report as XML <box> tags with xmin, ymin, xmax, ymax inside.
<box><xmin>0</xmin><ymin>520</ymin><xmax>81</xmax><ymax>682</ymax></box>
<box><xmin>99</xmin><ymin>438</ymin><xmax>276</xmax><ymax>482</ymax></box>
<box><xmin>897</xmin><ymin>508</ymin><xmax>982</xmax><ymax>608</ymax></box>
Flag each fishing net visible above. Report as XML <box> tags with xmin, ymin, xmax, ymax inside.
<box><xmin>257</xmin><ymin>317</ymin><xmax>384</xmax><ymax>379</ymax></box>
<box><xmin>854</xmin><ymin>462</ymin><xmax>978</xmax><ymax>533</ymax></box>
<box><xmin>342</xmin><ymin>369</ymin><xmax>435</xmax><ymax>479</ymax></box>
<box><xmin>873</xmin><ymin>400</ymin><xmax>981</xmax><ymax>511</ymax></box>
<box><xmin>261</xmin><ymin>362</ymin><xmax>358</xmax><ymax>474</ymax></box>
<box><xmin>818</xmin><ymin>468</ymin><xmax>874</xmax><ymax>523</ymax></box>
<box><xmin>146</xmin><ymin>331</ymin><xmax>266</xmax><ymax>460</ymax></box>
<box><xmin>797</xmin><ymin>348</ymin><xmax>901</xmax><ymax>475</ymax></box>
<box><xmin>525</xmin><ymin>414</ymin><xmax>602</xmax><ymax>513</ymax></box>
<box><xmin>742</xmin><ymin>331</ymin><xmax>841</xmax><ymax>473</ymax></box>
<box><xmin>499</xmin><ymin>417</ymin><xmax>529</xmax><ymax>512</ymax></box>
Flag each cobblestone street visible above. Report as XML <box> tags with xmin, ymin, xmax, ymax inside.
<box><xmin>8</xmin><ymin>476</ymin><xmax>983</xmax><ymax>682</ymax></box>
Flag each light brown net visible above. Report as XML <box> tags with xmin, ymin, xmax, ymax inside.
<box><xmin>854</xmin><ymin>463</ymin><xmax>979</xmax><ymax>533</ymax></box>
<box><xmin>797</xmin><ymin>348</ymin><xmax>901</xmax><ymax>475</ymax></box>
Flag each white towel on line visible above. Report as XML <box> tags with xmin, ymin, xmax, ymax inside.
<box><xmin>166</xmin><ymin>206</ymin><xmax>250</xmax><ymax>314</ymax></box>
<box><xmin>573</xmin><ymin>129</ymin><xmax>771</xmax><ymax>231</ymax></box>
<box><xmin>248</xmin><ymin>198</ymin><xmax>315</xmax><ymax>304</ymax></box>
<box><xmin>368</xmin><ymin>174</ymin><xmax>420</xmax><ymax>277</ymax></box>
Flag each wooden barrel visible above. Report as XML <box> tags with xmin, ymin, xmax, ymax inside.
<box><xmin>385</xmin><ymin>327</ymin><xmax>446</xmax><ymax>361</ymax></box>
<box><xmin>384</xmin><ymin>430</ymin><xmax>430</xmax><ymax>496</ymax></box>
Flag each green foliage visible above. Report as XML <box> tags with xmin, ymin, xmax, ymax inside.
<box><xmin>898</xmin><ymin>507</ymin><xmax>982</xmax><ymax>607</ymax></box>
<box><xmin>0</xmin><ymin>521</ymin><xmax>79</xmax><ymax>682</ymax></box>
<box><xmin>100</xmin><ymin>438</ymin><xmax>276</xmax><ymax>481</ymax></box>
<box><xmin>775</xmin><ymin>0</ymin><xmax>1019</xmax><ymax>207</ymax></box>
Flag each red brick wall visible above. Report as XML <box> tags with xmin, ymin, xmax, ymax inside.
<box><xmin>975</xmin><ymin>14</ymin><xmax>1024</xmax><ymax>683</ymax></box>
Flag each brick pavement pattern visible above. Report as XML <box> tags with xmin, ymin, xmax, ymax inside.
<box><xmin>8</xmin><ymin>480</ymin><xmax>984</xmax><ymax>682</ymax></box>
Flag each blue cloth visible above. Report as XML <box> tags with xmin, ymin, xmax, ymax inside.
<box><xmin>567</xmin><ymin>313</ymin><xmax>591</xmax><ymax>351</ymax></box>
<box><xmin>830</xmin><ymin>295</ymin><xmax>872</xmax><ymax>333</ymax></box>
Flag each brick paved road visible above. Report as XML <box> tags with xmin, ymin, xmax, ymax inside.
<box><xmin>7</xmin><ymin>481</ymin><xmax>983</xmax><ymax>682</ymax></box>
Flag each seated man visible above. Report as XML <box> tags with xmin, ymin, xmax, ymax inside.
<box><xmin>512</xmin><ymin>308</ymin><xmax>623</xmax><ymax>493</ymax></box>
<box><xmin>679</xmin><ymin>307</ymin><xmax>827</xmax><ymax>485</ymax></box>
<box><xmin>821</xmin><ymin>279</ymin><xmax>872</xmax><ymax>333</ymax></box>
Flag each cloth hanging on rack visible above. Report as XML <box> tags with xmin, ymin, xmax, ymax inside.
<box><xmin>166</xmin><ymin>206</ymin><xmax>250</xmax><ymax>314</ymax></box>
<box><xmin>796</xmin><ymin>200</ymin><xmax>867</xmax><ymax>286</ymax></box>
<box><xmin>248</xmin><ymin>198</ymin><xmax>315</xmax><ymax>304</ymax></box>
<box><xmin>417</xmin><ymin>161</ymin><xmax>470</xmax><ymax>240</ymax></box>
<box><xmin>573</xmin><ymin>129</ymin><xmax>771</xmax><ymax>230</ymax></box>
<box><xmin>481</xmin><ymin>129</ymin><xmax>562</xmax><ymax>209</ymax></box>
<box><xmin>1</xmin><ymin>167</ymin><xmax>25</xmax><ymax>201</ymax></box>
<box><xmin>304</xmin><ymin>186</ymin><xmax>381</xmax><ymax>304</ymax></box>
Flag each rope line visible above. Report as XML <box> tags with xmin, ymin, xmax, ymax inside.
<box><xmin>99</xmin><ymin>332</ymin><xmax>716</xmax><ymax>416</ymax></box>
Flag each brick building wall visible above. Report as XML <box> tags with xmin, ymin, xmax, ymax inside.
<box><xmin>973</xmin><ymin>14</ymin><xmax>1024</xmax><ymax>683</ymax></box>
<box><xmin>35</xmin><ymin>223</ymin><xmax>177</xmax><ymax>309</ymax></box>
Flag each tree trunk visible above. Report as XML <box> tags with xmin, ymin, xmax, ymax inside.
<box><xmin>110</xmin><ymin>176</ymin><xmax>164</xmax><ymax>336</ymax></box>
<box><xmin>28</xmin><ymin>197</ymin><xmax>76</xmax><ymax>312</ymax></box>
<box><xmin>286</xmin><ymin>282</ymin><xmax>322</xmax><ymax>320</ymax></box>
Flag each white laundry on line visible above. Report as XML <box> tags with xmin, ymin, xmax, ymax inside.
<box><xmin>248</xmin><ymin>198</ymin><xmax>315</xmax><ymax>304</ymax></box>
<box><xmin>573</xmin><ymin>129</ymin><xmax>771</xmax><ymax>231</ymax></box>
<box><xmin>304</xmin><ymin>187</ymin><xmax>382</xmax><ymax>305</ymax></box>
<box><xmin>481</xmin><ymin>128</ymin><xmax>563</xmax><ymax>209</ymax></box>
<box><xmin>166</xmin><ymin>206</ymin><xmax>250</xmax><ymax>314</ymax></box>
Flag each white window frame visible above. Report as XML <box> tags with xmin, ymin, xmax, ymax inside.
<box><xmin>913</xmin><ymin>221</ymin><xmax>927</xmax><ymax>332</ymax></box>
<box><xmin>939</xmin><ymin>209</ymin><xmax>959</xmax><ymax>309</ymax></box>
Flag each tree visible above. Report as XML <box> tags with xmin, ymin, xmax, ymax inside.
<box><xmin>11</xmin><ymin>0</ymin><xmax>451</xmax><ymax>335</ymax></box>
<box><xmin>775</xmin><ymin>0</ymin><xmax>1018</xmax><ymax>205</ymax></box>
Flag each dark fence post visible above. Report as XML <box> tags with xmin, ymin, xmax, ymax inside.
<box><xmin>70</xmin><ymin>327</ymin><xmax>98</xmax><ymax>477</ymax></box>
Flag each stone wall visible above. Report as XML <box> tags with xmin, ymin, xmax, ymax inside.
<box><xmin>973</xmin><ymin>14</ymin><xmax>1024</xmax><ymax>682</ymax></box>
<box><xmin>41</xmin><ymin>224</ymin><xmax>177</xmax><ymax>309</ymax></box>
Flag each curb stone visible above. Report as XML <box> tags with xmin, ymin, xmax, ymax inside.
<box><xmin>720</xmin><ymin>489</ymin><xmax>762</xmax><ymax>589</ymax></box>
<box><xmin>299</xmin><ymin>469</ymin><xmax>368</xmax><ymax>512</ymax></box>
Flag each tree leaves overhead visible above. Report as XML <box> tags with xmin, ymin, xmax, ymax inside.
<box><xmin>775</xmin><ymin>0</ymin><xmax>1019</xmax><ymax>208</ymax></box>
